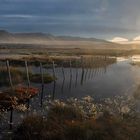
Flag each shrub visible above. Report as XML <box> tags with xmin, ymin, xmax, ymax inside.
<box><xmin>30</xmin><ymin>73</ymin><xmax>56</xmax><ymax>84</ymax></box>
<box><xmin>13</xmin><ymin>105</ymin><xmax>140</xmax><ymax>140</ymax></box>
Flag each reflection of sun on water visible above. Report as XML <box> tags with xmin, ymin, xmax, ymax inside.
<box><xmin>131</xmin><ymin>55</ymin><xmax>140</xmax><ymax>62</ymax></box>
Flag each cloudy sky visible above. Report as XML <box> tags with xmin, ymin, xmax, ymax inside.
<box><xmin>0</xmin><ymin>0</ymin><xmax>140</xmax><ymax>40</ymax></box>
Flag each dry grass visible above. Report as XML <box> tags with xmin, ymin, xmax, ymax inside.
<box><xmin>12</xmin><ymin>104</ymin><xmax>140</xmax><ymax>140</ymax></box>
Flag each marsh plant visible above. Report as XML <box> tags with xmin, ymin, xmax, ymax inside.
<box><xmin>44</xmin><ymin>95</ymin><xmax>138</xmax><ymax>119</ymax></box>
<box><xmin>12</xmin><ymin>95</ymin><xmax>140</xmax><ymax>140</ymax></box>
<box><xmin>0</xmin><ymin>67</ymin><xmax>24</xmax><ymax>86</ymax></box>
<box><xmin>0</xmin><ymin>66</ymin><xmax>55</xmax><ymax>87</ymax></box>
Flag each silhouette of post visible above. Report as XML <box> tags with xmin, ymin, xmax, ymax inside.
<box><xmin>80</xmin><ymin>56</ymin><xmax>84</xmax><ymax>85</ymax></box>
<box><xmin>9</xmin><ymin>107</ymin><xmax>13</xmax><ymax>130</ymax></box>
<box><xmin>75</xmin><ymin>59</ymin><xmax>78</xmax><ymax>87</ymax></box>
<box><xmin>52</xmin><ymin>61</ymin><xmax>56</xmax><ymax>78</ymax></box>
<box><xmin>61</xmin><ymin>78</ymin><xmax>65</xmax><ymax>94</ymax></box>
<box><xmin>40</xmin><ymin>62</ymin><xmax>44</xmax><ymax>107</ymax></box>
<box><xmin>25</xmin><ymin>61</ymin><xmax>30</xmax><ymax>108</ymax></box>
<box><xmin>69</xmin><ymin>59</ymin><xmax>72</xmax><ymax>77</ymax></box>
<box><xmin>6</xmin><ymin>60</ymin><xmax>13</xmax><ymax>130</ymax></box>
<box><xmin>6</xmin><ymin>60</ymin><xmax>13</xmax><ymax>89</ymax></box>
<box><xmin>62</xmin><ymin>62</ymin><xmax>65</xmax><ymax>80</ymax></box>
<box><xmin>52</xmin><ymin>61</ymin><xmax>56</xmax><ymax>100</ymax></box>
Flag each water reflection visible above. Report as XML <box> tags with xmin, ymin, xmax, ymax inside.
<box><xmin>3</xmin><ymin>56</ymin><xmax>140</xmax><ymax>131</ymax></box>
<box><xmin>61</xmin><ymin>78</ymin><xmax>65</xmax><ymax>94</ymax></box>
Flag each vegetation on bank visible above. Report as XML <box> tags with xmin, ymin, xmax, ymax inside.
<box><xmin>130</xmin><ymin>62</ymin><xmax>140</xmax><ymax>67</ymax></box>
<box><xmin>0</xmin><ymin>67</ymin><xmax>55</xmax><ymax>110</ymax></box>
<box><xmin>30</xmin><ymin>73</ymin><xmax>56</xmax><ymax>84</ymax></box>
<box><xmin>0</xmin><ymin>67</ymin><xmax>24</xmax><ymax>86</ymax></box>
<box><xmin>12</xmin><ymin>95</ymin><xmax>140</xmax><ymax>140</ymax></box>
<box><xmin>0</xmin><ymin>67</ymin><xmax>55</xmax><ymax>86</ymax></box>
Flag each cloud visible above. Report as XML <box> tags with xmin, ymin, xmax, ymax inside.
<box><xmin>133</xmin><ymin>36</ymin><xmax>140</xmax><ymax>41</ymax></box>
<box><xmin>109</xmin><ymin>37</ymin><xmax>129</xmax><ymax>43</ymax></box>
<box><xmin>0</xmin><ymin>0</ymin><xmax>140</xmax><ymax>39</ymax></box>
<box><xmin>0</xmin><ymin>14</ymin><xmax>33</xmax><ymax>19</ymax></box>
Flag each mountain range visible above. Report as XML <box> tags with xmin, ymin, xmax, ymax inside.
<box><xmin>0</xmin><ymin>30</ymin><xmax>112</xmax><ymax>44</ymax></box>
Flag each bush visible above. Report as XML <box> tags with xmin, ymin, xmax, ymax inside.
<box><xmin>30</xmin><ymin>73</ymin><xmax>56</xmax><ymax>84</ymax></box>
<box><xmin>13</xmin><ymin>115</ymin><xmax>48</xmax><ymax>140</ymax></box>
<box><xmin>13</xmin><ymin>105</ymin><xmax>140</xmax><ymax>140</ymax></box>
<box><xmin>0</xmin><ymin>67</ymin><xmax>24</xmax><ymax>86</ymax></box>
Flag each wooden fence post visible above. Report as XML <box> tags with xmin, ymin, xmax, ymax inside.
<box><xmin>40</xmin><ymin>62</ymin><xmax>44</xmax><ymax>107</ymax></box>
<box><xmin>75</xmin><ymin>59</ymin><xmax>78</xmax><ymax>87</ymax></box>
<box><xmin>25</xmin><ymin>61</ymin><xmax>30</xmax><ymax>108</ymax></box>
<box><xmin>52</xmin><ymin>61</ymin><xmax>56</xmax><ymax>100</ymax></box>
<box><xmin>69</xmin><ymin>59</ymin><xmax>72</xmax><ymax>77</ymax></box>
<box><xmin>80</xmin><ymin>56</ymin><xmax>84</xmax><ymax>85</ymax></box>
<box><xmin>6</xmin><ymin>60</ymin><xmax>13</xmax><ymax>130</ymax></box>
<box><xmin>6</xmin><ymin>60</ymin><xmax>13</xmax><ymax>89</ymax></box>
<box><xmin>52</xmin><ymin>61</ymin><xmax>56</xmax><ymax>79</ymax></box>
<box><xmin>62</xmin><ymin>62</ymin><xmax>65</xmax><ymax>79</ymax></box>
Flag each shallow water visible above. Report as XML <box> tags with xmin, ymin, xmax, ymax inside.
<box><xmin>1</xmin><ymin>56</ymin><xmax>140</xmax><ymax>132</ymax></box>
<box><xmin>28</xmin><ymin>59</ymin><xmax>140</xmax><ymax>101</ymax></box>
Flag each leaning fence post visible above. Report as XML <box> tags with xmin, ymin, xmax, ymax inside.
<box><xmin>6</xmin><ymin>60</ymin><xmax>13</xmax><ymax>90</ymax></box>
<box><xmin>75</xmin><ymin>59</ymin><xmax>78</xmax><ymax>87</ymax></box>
<box><xmin>40</xmin><ymin>62</ymin><xmax>44</xmax><ymax>107</ymax></box>
<box><xmin>52</xmin><ymin>61</ymin><xmax>56</xmax><ymax>79</ymax></box>
<box><xmin>6</xmin><ymin>60</ymin><xmax>14</xmax><ymax>130</ymax></box>
<box><xmin>61</xmin><ymin>78</ymin><xmax>65</xmax><ymax>94</ymax></box>
<box><xmin>69</xmin><ymin>59</ymin><xmax>72</xmax><ymax>77</ymax></box>
<box><xmin>80</xmin><ymin>56</ymin><xmax>84</xmax><ymax>85</ymax></box>
<box><xmin>25</xmin><ymin>61</ymin><xmax>30</xmax><ymax>88</ymax></box>
<box><xmin>9</xmin><ymin>107</ymin><xmax>13</xmax><ymax>130</ymax></box>
<box><xmin>62</xmin><ymin>62</ymin><xmax>65</xmax><ymax>79</ymax></box>
<box><xmin>25</xmin><ymin>61</ymin><xmax>30</xmax><ymax>109</ymax></box>
<box><xmin>52</xmin><ymin>61</ymin><xmax>56</xmax><ymax>100</ymax></box>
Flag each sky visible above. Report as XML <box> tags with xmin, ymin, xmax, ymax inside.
<box><xmin>0</xmin><ymin>0</ymin><xmax>140</xmax><ymax>40</ymax></box>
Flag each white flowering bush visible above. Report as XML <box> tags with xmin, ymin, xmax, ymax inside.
<box><xmin>44</xmin><ymin>94</ymin><xmax>138</xmax><ymax>120</ymax></box>
<box><xmin>13</xmin><ymin>94</ymin><xmax>140</xmax><ymax>140</ymax></box>
<box><xmin>15</xmin><ymin>104</ymin><xmax>28</xmax><ymax>112</ymax></box>
<box><xmin>102</xmin><ymin>95</ymin><xmax>137</xmax><ymax>117</ymax></box>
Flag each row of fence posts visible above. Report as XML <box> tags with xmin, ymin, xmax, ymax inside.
<box><xmin>4</xmin><ymin>60</ymin><xmax>57</xmax><ymax>129</ymax></box>
<box><xmin>2</xmin><ymin>56</ymin><xmax>108</xmax><ymax>129</ymax></box>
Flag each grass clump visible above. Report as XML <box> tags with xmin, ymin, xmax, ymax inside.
<box><xmin>0</xmin><ymin>67</ymin><xmax>55</xmax><ymax>87</ymax></box>
<box><xmin>30</xmin><ymin>73</ymin><xmax>56</xmax><ymax>84</ymax></box>
<box><xmin>0</xmin><ymin>67</ymin><xmax>25</xmax><ymax>86</ymax></box>
<box><xmin>13</xmin><ymin>115</ymin><xmax>48</xmax><ymax>140</ymax></box>
<box><xmin>12</xmin><ymin>104</ymin><xmax>140</xmax><ymax>140</ymax></box>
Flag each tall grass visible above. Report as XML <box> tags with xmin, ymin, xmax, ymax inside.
<box><xmin>13</xmin><ymin>104</ymin><xmax>140</xmax><ymax>140</ymax></box>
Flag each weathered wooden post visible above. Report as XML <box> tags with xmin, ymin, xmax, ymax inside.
<box><xmin>104</xmin><ymin>56</ymin><xmax>107</xmax><ymax>73</ymax></box>
<box><xmin>9</xmin><ymin>107</ymin><xmax>13</xmax><ymax>130</ymax></box>
<box><xmin>6</xmin><ymin>60</ymin><xmax>13</xmax><ymax>130</ymax></box>
<box><xmin>25</xmin><ymin>61</ymin><xmax>30</xmax><ymax>87</ymax></box>
<box><xmin>88</xmin><ymin>59</ymin><xmax>91</xmax><ymax>80</ymax></box>
<box><xmin>25</xmin><ymin>61</ymin><xmax>30</xmax><ymax>109</ymax></box>
<box><xmin>40</xmin><ymin>62</ymin><xmax>44</xmax><ymax>107</ymax></box>
<box><xmin>61</xmin><ymin>78</ymin><xmax>65</xmax><ymax>94</ymax></box>
<box><xmin>89</xmin><ymin>57</ymin><xmax>92</xmax><ymax>79</ymax></box>
<box><xmin>80</xmin><ymin>56</ymin><xmax>84</xmax><ymax>85</ymax></box>
<box><xmin>75</xmin><ymin>59</ymin><xmax>78</xmax><ymax>87</ymax></box>
<box><xmin>69</xmin><ymin>59</ymin><xmax>72</xmax><ymax>78</ymax></box>
<box><xmin>62</xmin><ymin>62</ymin><xmax>65</xmax><ymax>80</ymax></box>
<box><xmin>90</xmin><ymin>56</ymin><xmax>93</xmax><ymax>79</ymax></box>
<box><xmin>91</xmin><ymin>56</ymin><xmax>94</xmax><ymax>78</ymax></box>
<box><xmin>52</xmin><ymin>61</ymin><xmax>56</xmax><ymax>100</ymax></box>
<box><xmin>52</xmin><ymin>61</ymin><xmax>56</xmax><ymax>78</ymax></box>
<box><xmin>84</xmin><ymin>67</ymin><xmax>88</xmax><ymax>81</ymax></box>
<box><xmin>69</xmin><ymin>74</ymin><xmax>72</xmax><ymax>91</ymax></box>
<box><xmin>52</xmin><ymin>80</ymin><xmax>56</xmax><ymax>100</ymax></box>
<box><xmin>6</xmin><ymin>60</ymin><xmax>13</xmax><ymax>89</ymax></box>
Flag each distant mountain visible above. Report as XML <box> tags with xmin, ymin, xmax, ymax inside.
<box><xmin>0</xmin><ymin>30</ymin><xmax>15</xmax><ymax>41</ymax></box>
<box><xmin>0</xmin><ymin>30</ymin><xmax>109</xmax><ymax>42</ymax></box>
